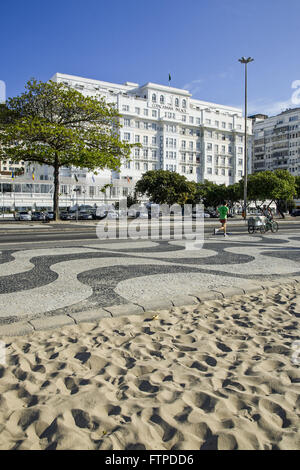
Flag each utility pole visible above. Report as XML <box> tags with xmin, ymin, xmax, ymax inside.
<box><xmin>238</xmin><ymin>57</ymin><xmax>254</xmax><ymax>220</ymax></box>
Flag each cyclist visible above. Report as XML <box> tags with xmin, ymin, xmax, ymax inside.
<box><xmin>262</xmin><ymin>205</ymin><xmax>273</xmax><ymax>220</ymax></box>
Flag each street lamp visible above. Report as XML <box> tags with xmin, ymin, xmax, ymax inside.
<box><xmin>238</xmin><ymin>56</ymin><xmax>254</xmax><ymax>220</ymax></box>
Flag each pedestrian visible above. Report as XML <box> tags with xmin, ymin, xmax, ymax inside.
<box><xmin>214</xmin><ymin>201</ymin><xmax>229</xmax><ymax>237</ymax></box>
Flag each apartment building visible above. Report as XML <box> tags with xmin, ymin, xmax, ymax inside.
<box><xmin>252</xmin><ymin>108</ymin><xmax>300</xmax><ymax>175</ymax></box>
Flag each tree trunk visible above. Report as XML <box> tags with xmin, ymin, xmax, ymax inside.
<box><xmin>53</xmin><ymin>156</ymin><xmax>60</xmax><ymax>221</ymax></box>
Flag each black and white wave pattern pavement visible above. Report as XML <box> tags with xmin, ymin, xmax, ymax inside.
<box><xmin>0</xmin><ymin>234</ymin><xmax>300</xmax><ymax>325</ymax></box>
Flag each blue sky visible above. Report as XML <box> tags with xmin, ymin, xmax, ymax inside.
<box><xmin>1</xmin><ymin>0</ymin><xmax>300</xmax><ymax>116</ymax></box>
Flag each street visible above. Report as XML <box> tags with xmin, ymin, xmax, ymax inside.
<box><xmin>0</xmin><ymin>220</ymin><xmax>299</xmax><ymax>334</ymax></box>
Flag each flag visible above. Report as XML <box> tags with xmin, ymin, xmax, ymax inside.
<box><xmin>168</xmin><ymin>73</ymin><xmax>171</xmax><ymax>83</ymax></box>
<box><xmin>11</xmin><ymin>171</ymin><xmax>14</xmax><ymax>180</ymax></box>
<box><xmin>92</xmin><ymin>174</ymin><xmax>95</xmax><ymax>183</ymax></box>
<box><xmin>32</xmin><ymin>171</ymin><xmax>35</xmax><ymax>181</ymax></box>
<box><xmin>74</xmin><ymin>174</ymin><xmax>78</xmax><ymax>182</ymax></box>
<box><xmin>127</xmin><ymin>176</ymin><xmax>131</xmax><ymax>183</ymax></box>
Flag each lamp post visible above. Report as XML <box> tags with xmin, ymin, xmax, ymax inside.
<box><xmin>238</xmin><ymin>56</ymin><xmax>254</xmax><ymax>220</ymax></box>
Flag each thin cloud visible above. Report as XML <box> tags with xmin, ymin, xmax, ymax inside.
<box><xmin>182</xmin><ymin>79</ymin><xmax>204</xmax><ymax>96</ymax></box>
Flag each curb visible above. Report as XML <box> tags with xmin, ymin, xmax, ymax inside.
<box><xmin>1</xmin><ymin>276</ymin><xmax>300</xmax><ymax>337</ymax></box>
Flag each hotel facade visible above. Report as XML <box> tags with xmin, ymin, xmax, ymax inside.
<box><xmin>0</xmin><ymin>73</ymin><xmax>252</xmax><ymax>211</ymax></box>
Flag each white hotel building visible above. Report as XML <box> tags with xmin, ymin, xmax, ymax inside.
<box><xmin>0</xmin><ymin>73</ymin><xmax>252</xmax><ymax>211</ymax></box>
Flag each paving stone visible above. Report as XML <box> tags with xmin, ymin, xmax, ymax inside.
<box><xmin>191</xmin><ymin>290</ymin><xmax>224</xmax><ymax>302</ymax></box>
<box><xmin>30</xmin><ymin>315</ymin><xmax>75</xmax><ymax>331</ymax></box>
<box><xmin>104</xmin><ymin>303</ymin><xmax>144</xmax><ymax>317</ymax></box>
<box><xmin>0</xmin><ymin>322</ymin><xmax>34</xmax><ymax>337</ymax></box>
<box><xmin>171</xmin><ymin>295</ymin><xmax>199</xmax><ymax>307</ymax></box>
<box><xmin>136</xmin><ymin>298</ymin><xmax>173</xmax><ymax>312</ymax></box>
<box><xmin>68</xmin><ymin>308</ymin><xmax>111</xmax><ymax>324</ymax></box>
<box><xmin>213</xmin><ymin>287</ymin><xmax>245</xmax><ymax>298</ymax></box>
<box><xmin>241</xmin><ymin>283</ymin><xmax>263</xmax><ymax>294</ymax></box>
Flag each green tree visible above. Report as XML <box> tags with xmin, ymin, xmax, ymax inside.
<box><xmin>135</xmin><ymin>170</ymin><xmax>196</xmax><ymax>205</ymax></box>
<box><xmin>295</xmin><ymin>176</ymin><xmax>300</xmax><ymax>198</ymax></box>
<box><xmin>246</xmin><ymin>170</ymin><xmax>296</xmax><ymax>218</ymax></box>
<box><xmin>0</xmin><ymin>79</ymin><xmax>138</xmax><ymax>220</ymax></box>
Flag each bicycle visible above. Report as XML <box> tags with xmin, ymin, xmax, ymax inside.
<box><xmin>260</xmin><ymin>218</ymin><xmax>279</xmax><ymax>234</ymax></box>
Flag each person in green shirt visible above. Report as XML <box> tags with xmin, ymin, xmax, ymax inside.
<box><xmin>214</xmin><ymin>201</ymin><xmax>229</xmax><ymax>237</ymax></box>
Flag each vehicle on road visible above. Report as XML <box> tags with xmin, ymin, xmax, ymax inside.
<box><xmin>60</xmin><ymin>211</ymin><xmax>76</xmax><ymax>220</ymax></box>
<box><xmin>291</xmin><ymin>209</ymin><xmax>300</xmax><ymax>217</ymax></box>
<box><xmin>192</xmin><ymin>209</ymin><xmax>211</xmax><ymax>219</ymax></box>
<box><xmin>31</xmin><ymin>211</ymin><xmax>46</xmax><ymax>221</ymax></box>
<box><xmin>96</xmin><ymin>205</ymin><xmax>114</xmax><ymax>220</ymax></box>
<box><xmin>78</xmin><ymin>211</ymin><xmax>94</xmax><ymax>220</ymax></box>
<box><xmin>45</xmin><ymin>211</ymin><xmax>54</xmax><ymax>220</ymax></box>
<box><xmin>106</xmin><ymin>209</ymin><xmax>119</xmax><ymax>219</ymax></box>
<box><xmin>15</xmin><ymin>211</ymin><xmax>32</xmax><ymax>221</ymax></box>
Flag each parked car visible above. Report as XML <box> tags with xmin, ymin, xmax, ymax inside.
<box><xmin>60</xmin><ymin>211</ymin><xmax>75</xmax><ymax>220</ymax></box>
<box><xmin>78</xmin><ymin>211</ymin><xmax>93</xmax><ymax>220</ymax></box>
<box><xmin>31</xmin><ymin>211</ymin><xmax>45</xmax><ymax>221</ymax></box>
<box><xmin>291</xmin><ymin>209</ymin><xmax>300</xmax><ymax>217</ymax></box>
<box><xmin>45</xmin><ymin>211</ymin><xmax>54</xmax><ymax>220</ymax></box>
<box><xmin>96</xmin><ymin>205</ymin><xmax>114</xmax><ymax>220</ymax></box>
<box><xmin>106</xmin><ymin>209</ymin><xmax>119</xmax><ymax>219</ymax></box>
<box><xmin>192</xmin><ymin>209</ymin><xmax>211</xmax><ymax>219</ymax></box>
<box><xmin>15</xmin><ymin>211</ymin><xmax>32</xmax><ymax>221</ymax></box>
<box><xmin>205</xmin><ymin>209</ymin><xmax>218</xmax><ymax>218</ymax></box>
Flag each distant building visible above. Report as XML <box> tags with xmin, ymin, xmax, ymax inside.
<box><xmin>252</xmin><ymin>108</ymin><xmax>300</xmax><ymax>174</ymax></box>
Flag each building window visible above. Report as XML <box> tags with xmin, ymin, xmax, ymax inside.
<box><xmin>124</xmin><ymin>133</ymin><xmax>130</xmax><ymax>141</ymax></box>
<box><xmin>144</xmin><ymin>109</ymin><xmax>148</xmax><ymax>116</ymax></box>
<box><xmin>124</xmin><ymin>118</ymin><xmax>130</xmax><ymax>127</ymax></box>
<box><xmin>152</xmin><ymin>94</ymin><xmax>156</xmax><ymax>102</ymax></box>
<box><xmin>207</xmin><ymin>167</ymin><xmax>212</xmax><ymax>174</ymax></box>
<box><xmin>152</xmin><ymin>110</ymin><xmax>157</xmax><ymax>117</ymax></box>
<box><xmin>182</xmin><ymin>99</ymin><xmax>186</xmax><ymax>108</ymax></box>
<box><xmin>135</xmin><ymin>162</ymin><xmax>140</xmax><ymax>170</ymax></box>
<box><xmin>160</xmin><ymin>95</ymin><xmax>164</xmax><ymax>104</ymax></box>
<box><xmin>135</xmin><ymin>107</ymin><xmax>140</xmax><ymax>115</ymax></box>
<box><xmin>122</xmin><ymin>105</ymin><xmax>129</xmax><ymax>112</ymax></box>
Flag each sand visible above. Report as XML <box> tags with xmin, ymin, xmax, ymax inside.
<box><xmin>0</xmin><ymin>283</ymin><xmax>299</xmax><ymax>450</ymax></box>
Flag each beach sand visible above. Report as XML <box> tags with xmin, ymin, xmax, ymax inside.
<box><xmin>0</xmin><ymin>283</ymin><xmax>299</xmax><ymax>450</ymax></box>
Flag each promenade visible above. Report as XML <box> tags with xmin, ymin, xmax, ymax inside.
<box><xmin>0</xmin><ymin>224</ymin><xmax>299</xmax><ymax>450</ymax></box>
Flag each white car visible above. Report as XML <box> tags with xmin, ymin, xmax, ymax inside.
<box><xmin>15</xmin><ymin>211</ymin><xmax>32</xmax><ymax>221</ymax></box>
<box><xmin>106</xmin><ymin>210</ymin><xmax>119</xmax><ymax>219</ymax></box>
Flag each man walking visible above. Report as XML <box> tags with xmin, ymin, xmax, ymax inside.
<box><xmin>214</xmin><ymin>201</ymin><xmax>229</xmax><ymax>237</ymax></box>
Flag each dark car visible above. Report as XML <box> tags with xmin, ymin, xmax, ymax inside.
<box><xmin>78</xmin><ymin>211</ymin><xmax>93</xmax><ymax>220</ymax></box>
<box><xmin>45</xmin><ymin>211</ymin><xmax>54</xmax><ymax>220</ymax></box>
<box><xmin>291</xmin><ymin>209</ymin><xmax>300</xmax><ymax>217</ymax></box>
<box><xmin>31</xmin><ymin>211</ymin><xmax>45</xmax><ymax>221</ymax></box>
